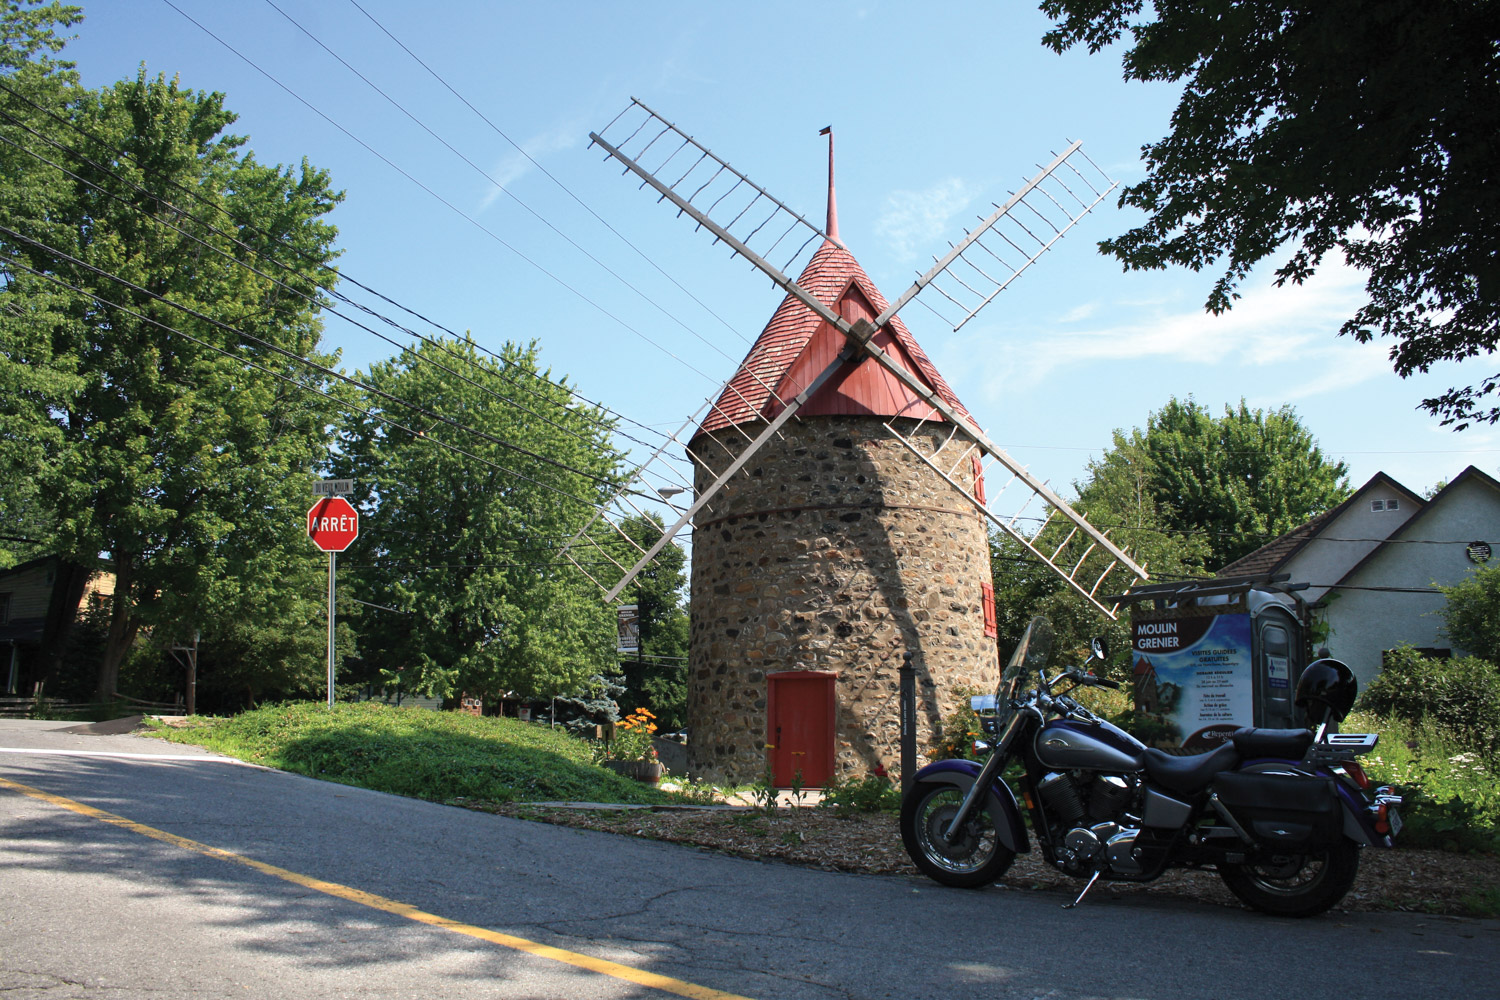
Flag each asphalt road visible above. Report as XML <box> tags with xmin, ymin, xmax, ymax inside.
<box><xmin>2</xmin><ymin>718</ymin><xmax>1496</xmax><ymax>1000</ymax></box>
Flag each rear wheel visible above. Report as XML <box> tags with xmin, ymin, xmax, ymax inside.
<box><xmin>900</xmin><ymin>780</ymin><xmax>1016</xmax><ymax>888</ymax></box>
<box><xmin>1218</xmin><ymin>839</ymin><xmax>1360</xmax><ymax>917</ymax></box>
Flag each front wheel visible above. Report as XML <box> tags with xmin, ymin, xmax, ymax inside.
<box><xmin>900</xmin><ymin>780</ymin><xmax>1016</xmax><ymax>888</ymax></box>
<box><xmin>1218</xmin><ymin>839</ymin><xmax>1360</xmax><ymax>917</ymax></box>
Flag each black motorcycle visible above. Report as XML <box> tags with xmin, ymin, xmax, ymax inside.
<box><xmin>901</xmin><ymin>616</ymin><xmax>1402</xmax><ymax>917</ymax></box>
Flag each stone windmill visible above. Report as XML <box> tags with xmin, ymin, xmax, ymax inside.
<box><xmin>563</xmin><ymin>101</ymin><xmax>1148</xmax><ymax>783</ymax></box>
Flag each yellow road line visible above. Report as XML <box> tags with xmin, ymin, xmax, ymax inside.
<box><xmin>0</xmin><ymin>775</ymin><xmax>753</xmax><ymax>1000</ymax></box>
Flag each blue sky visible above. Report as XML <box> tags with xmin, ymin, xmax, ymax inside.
<box><xmin>65</xmin><ymin>1</ymin><xmax>1500</xmax><ymax>503</ymax></box>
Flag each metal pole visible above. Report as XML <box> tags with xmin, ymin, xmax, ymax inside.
<box><xmin>327</xmin><ymin>550</ymin><xmax>336</xmax><ymax>709</ymax></box>
<box><xmin>185</xmin><ymin>632</ymin><xmax>197</xmax><ymax>717</ymax></box>
<box><xmin>899</xmin><ymin>651</ymin><xmax>916</xmax><ymax>796</ymax></box>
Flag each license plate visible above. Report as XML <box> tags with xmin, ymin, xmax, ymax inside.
<box><xmin>1388</xmin><ymin>805</ymin><xmax>1403</xmax><ymax>837</ymax></box>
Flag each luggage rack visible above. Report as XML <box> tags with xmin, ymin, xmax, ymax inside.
<box><xmin>1305</xmin><ymin>732</ymin><xmax>1379</xmax><ymax>765</ymax></box>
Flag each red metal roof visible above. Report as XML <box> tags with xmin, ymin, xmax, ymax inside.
<box><xmin>694</xmin><ymin>240</ymin><xmax>978</xmax><ymax>438</ymax></box>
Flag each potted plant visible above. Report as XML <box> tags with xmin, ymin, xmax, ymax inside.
<box><xmin>597</xmin><ymin>708</ymin><xmax>664</xmax><ymax>783</ymax></box>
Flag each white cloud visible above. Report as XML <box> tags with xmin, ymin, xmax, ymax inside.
<box><xmin>874</xmin><ymin>178</ymin><xmax>976</xmax><ymax>260</ymax></box>
<box><xmin>985</xmin><ymin>258</ymin><xmax>1369</xmax><ymax>386</ymax></box>
<box><xmin>1058</xmin><ymin>303</ymin><xmax>1097</xmax><ymax>323</ymax></box>
<box><xmin>477</xmin><ymin>123</ymin><xmax>583</xmax><ymax>212</ymax></box>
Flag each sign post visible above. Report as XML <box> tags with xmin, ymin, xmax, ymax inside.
<box><xmin>307</xmin><ymin>495</ymin><xmax>359</xmax><ymax>708</ymax></box>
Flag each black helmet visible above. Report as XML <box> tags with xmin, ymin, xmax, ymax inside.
<box><xmin>1295</xmin><ymin>658</ymin><xmax>1358</xmax><ymax>726</ymax></box>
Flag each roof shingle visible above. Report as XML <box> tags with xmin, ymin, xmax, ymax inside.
<box><xmin>694</xmin><ymin>240</ymin><xmax>976</xmax><ymax>439</ymax></box>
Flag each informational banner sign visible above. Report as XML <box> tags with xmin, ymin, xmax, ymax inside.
<box><xmin>1131</xmin><ymin>611</ymin><xmax>1254</xmax><ymax>749</ymax></box>
<box><xmin>616</xmin><ymin>604</ymin><xmax>640</xmax><ymax>654</ymax></box>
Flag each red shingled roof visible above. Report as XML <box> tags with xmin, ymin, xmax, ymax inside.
<box><xmin>694</xmin><ymin>240</ymin><xmax>977</xmax><ymax>439</ymax></box>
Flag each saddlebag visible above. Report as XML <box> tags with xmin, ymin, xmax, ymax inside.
<box><xmin>1213</xmin><ymin>771</ymin><xmax>1343</xmax><ymax>849</ymax></box>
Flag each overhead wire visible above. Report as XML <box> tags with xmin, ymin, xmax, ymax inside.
<box><xmin>171</xmin><ymin>0</ymin><xmax>802</xmax><ymax>448</ymax></box>
<box><xmin>0</xmin><ymin>233</ymin><xmax>624</xmax><ymax>511</ymax></box>
<box><xmin>260</xmin><ymin>0</ymin><xmax>755</xmax><ymax>377</ymax></box>
<box><xmin>0</xmin><ymin>97</ymin><xmax>708</xmax><ymax>515</ymax></box>
<box><xmin>4</xmin><ymin>252</ymin><xmax>692</xmax><ymax>591</ymax></box>
<box><xmin>0</xmin><ymin>77</ymin><xmax>695</xmax><ymax>474</ymax></box>
<box><xmin>23</xmin><ymin>136</ymin><xmax>698</xmax><ymax>502</ymax></box>
<box><xmin>342</xmin><ymin>0</ymin><xmax>755</xmax><ymax>350</ymax></box>
<box><xmin>157</xmin><ymin>0</ymin><xmax>757</xmax><ymax>405</ymax></box>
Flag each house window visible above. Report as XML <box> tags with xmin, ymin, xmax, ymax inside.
<box><xmin>0</xmin><ymin>592</ymin><xmax>9</xmax><ymax>624</ymax></box>
<box><xmin>1387</xmin><ymin>498</ymin><xmax>1400</xmax><ymax>510</ymax></box>
<box><xmin>1370</xmin><ymin>500</ymin><xmax>1384</xmax><ymax>511</ymax></box>
<box><xmin>981</xmin><ymin>581</ymin><xmax>997</xmax><ymax>639</ymax></box>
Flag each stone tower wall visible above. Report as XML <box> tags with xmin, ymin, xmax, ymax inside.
<box><xmin>687</xmin><ymin>415</ymin><xmax>996</xmax><ymax>783</ymax></box>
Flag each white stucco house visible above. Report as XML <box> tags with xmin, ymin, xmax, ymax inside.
<box><xmin>1218</xmin><ymin>466</ymin><xmax>1500</xmax><ymax>688</ymax></box>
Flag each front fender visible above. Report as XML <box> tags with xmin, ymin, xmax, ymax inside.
<box><xmin>911</xmin><ymin>758</ymin><xmax>1030</xmax><ymax>854</ymax></box>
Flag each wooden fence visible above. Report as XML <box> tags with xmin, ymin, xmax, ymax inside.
<box><xmin>0</xmin><ymin>692</ymin><xmax>186</xmax><ymax>719</ymax></box>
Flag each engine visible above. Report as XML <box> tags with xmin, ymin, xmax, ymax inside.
<box><xmin>1037</xmin><ymin>771</ymin><xmax>1144</xmax><ymax>875</ymax></box>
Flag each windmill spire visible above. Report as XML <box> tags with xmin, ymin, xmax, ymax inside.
<box><xmin>820</xmin><ymin>125</ymin><xmax>839</xmax><ymax>242</ymax></box>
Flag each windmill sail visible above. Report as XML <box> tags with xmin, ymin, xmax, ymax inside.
<box><xmin>565</xmin><ymin>101</ymin><xmax>1147</xmax><ymax>614</ymax></box>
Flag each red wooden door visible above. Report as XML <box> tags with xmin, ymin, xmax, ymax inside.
<box><xmin>766</xmin><ymin>671</ymin><xmax>836</xmax><ymax>787</ymax></box>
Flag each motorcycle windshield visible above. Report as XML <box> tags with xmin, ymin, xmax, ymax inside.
<box><xmin>998</xmin><ymin>616</ymin><xmax>1053</xmax><ymax>708</ymax></box>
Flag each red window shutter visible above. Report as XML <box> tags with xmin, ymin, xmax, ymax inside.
<box><xmin>971</xmin><ymin>453</ymin><xmax>987</xmax><ymax>505</ymax></box>
<box><xmin>981</xmin><ymin>581</ymin><xmax>997</xmax><ymax>638</ymax></box>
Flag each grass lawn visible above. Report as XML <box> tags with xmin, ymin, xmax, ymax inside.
<box><xmin>148</xmin><ymin>701</ymin><xmax>674</xmax><ymax>806</ymax></box>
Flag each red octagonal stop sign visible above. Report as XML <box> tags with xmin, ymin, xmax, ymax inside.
<box><xmin>307</xmin><ymin>496</ymin><xmax>359</xmax><ymax>552</ymax></box>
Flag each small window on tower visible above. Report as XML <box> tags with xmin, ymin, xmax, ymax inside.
<box><xmin>971</xmin><ymin>453</ymin><xmax>986</xmax><ymax>506</ymax></box>
<box><xmin>981</xmin><ymin>581</ymin><xmax>997</xmax><ymax>639</ymax></box>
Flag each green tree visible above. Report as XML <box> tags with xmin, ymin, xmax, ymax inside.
<box><xmin>992</xmin><ymin>398</ymin><xmax>1346</xmax><ymax>658</ymax></box>
<box><xmin>335</xmin><ymin>337</ymin><xmax>621</xmax><ymax>704</ymax></box>
<box><xmin>1040</xmin><ymin>1</ymin><xmax>1500</xmax><ymax>428</ymax></box>
<box><xmin>615</xmin><ymin>513</ymin><xmax>689</xmax><ymax>729</ymax></box>
<box><xmin>1440</xmin><ymin>563</ymin><xmax>1500</xmax><ymax>664</ymax></box>
<box><xmin>991</xmin><ymin>434</ymin><xmax>1209</xmax><ymax>668</ymax></box>
<box><xmin>0</xmin><ymin>9</ymin><xmax>346</xmax><ymax>699</ymax></box>
<box><xmin>1098</xmin><ymin>398</ymin><xmax>1349</xmax><ymax>569</ymax></box>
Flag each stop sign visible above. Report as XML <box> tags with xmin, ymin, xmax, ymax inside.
<box><xmin>307</xmin><ymin>496</ymin><xmax>359</xmax><ymax>552</ymax></box>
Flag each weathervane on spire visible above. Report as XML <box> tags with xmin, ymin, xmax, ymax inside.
<box><xmin>819</xmin><ymin>125</ymin><xmax>838</xmax><ymax>242</ymax></box>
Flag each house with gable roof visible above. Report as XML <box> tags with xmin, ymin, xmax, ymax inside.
<box><xmin>1218</xmin><ymin>466</ymin><xmax>1500</xmax><ymax>688</ymax></box>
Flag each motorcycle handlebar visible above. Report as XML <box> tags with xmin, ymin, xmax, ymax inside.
<box><xmin>1065</xmin><ymin>668</ymin><xmax>1121</xmax><ymax>690</ymax></box>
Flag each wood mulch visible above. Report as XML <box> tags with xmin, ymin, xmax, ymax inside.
<box><xmin>471</xmin><ymin>802</ymin><xmax>1500</xmax><ymax>917</ymax></box>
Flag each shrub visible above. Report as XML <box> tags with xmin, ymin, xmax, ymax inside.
<box><xmin>1440</xmin><ymin>563</ymin><xmax>1500</xmax><ymax>664</ymax></box>
<box><xmin>1359</xmin><ymin>646</ymin><xmax>1500</xmax><ymax>760</ymax></box>
<box><xmin>1347</xmin><ymin>708</ymin><xmax>1500</xmax><ymax>853</ymax></box>
<box><xmin>931</xmin><ymin>689</ymin><xmax>984</xmax><ymax>761</ymax></box>
<box><xmin>819</xmin><ymin>772</ymin><xmax>901</xmax><ymax>815</ymax></box>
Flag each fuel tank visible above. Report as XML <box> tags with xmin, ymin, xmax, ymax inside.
<box><xmin>1035</xmin><ymin>718</ymin><xmax>1147</xmax><ymax>771</ymax></box>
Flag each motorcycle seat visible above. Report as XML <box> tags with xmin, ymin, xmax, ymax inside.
<box><xmin>1143</xmin><ymin>741</ymin><xmax>1240</xmax><ymax>795</ymax></box>
<box><xmin>1231</xmin><ymin>727</ymin><xmax>1314</xmax><ymax>759</ymax></box>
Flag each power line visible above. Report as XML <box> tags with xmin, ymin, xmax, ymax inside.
<box><xmin>0</xmin><ymin>76</ymin><xmax>694</xmax><ymax>466</ymax></box>
<box><xmin>342</xmin><ymin>0</ymin><xmax>754</xmax><ymax>349</ymax></box>
<box><xmin>162</xmin><ymin>0</ymin><xmax>799</xmax><ymax>447</ymax></box>
<box><xmin>261</xmin><ymin>0</ymin><xmax>753</xmax><ymax>376</ymax></box>
<box><xmin>0</xmin><ymin>242</ymin><xmax>621</xmax><ymax>515</ymax></box>
<box><xmin>3</xmin><ymin>250</ymin><xmax>694</xmax><ymax>590</ymax></box>
<box><xmin>0</xmin><ymin>224</ymin><xmax>627</xmax><ymax>492</ymax></box>
<box><xmin>28</xmin><ymin>126</ymin><xmax>665</xmax><ymax>484</ymax></box>
<box><xmin>158</xmin><ymin>0</ymin><xmax>739</xmax><ymax>398</ymax></box>
<box><xmin>0</xmin><ymin>91</ymin><xmax>696</xmax><ymax>485</ymax></box>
